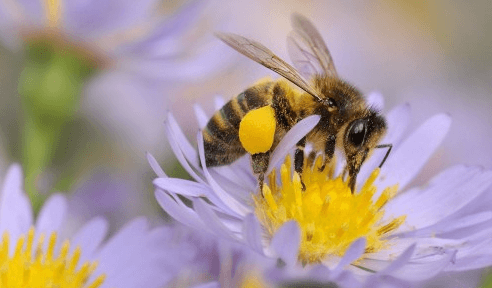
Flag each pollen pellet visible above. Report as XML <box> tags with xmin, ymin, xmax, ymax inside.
<box><xmin>239</xmin><ymin>106</ymin><xmax>276</xmax><ymax>154</ymax></box>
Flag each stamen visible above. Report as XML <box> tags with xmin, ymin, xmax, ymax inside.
<box><xmin>0</xmin><ymin>228</ymin><xmax>106</xmax><ymax>287</ymax></box>
<box><xmin>254</xmin><ymin>155</ymin><xmax>405</xmax><ymax>264</ymax></box>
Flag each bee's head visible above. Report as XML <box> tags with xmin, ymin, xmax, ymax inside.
<box><xmin>343</xmin><ymin>110</ymin><xmax>387</xmax><ymax>192</ymax></box>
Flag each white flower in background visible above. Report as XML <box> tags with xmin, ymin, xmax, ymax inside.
<box><xmin>0</xmin><ymin>164</ymin><xmax>194</xmax><ymax>287</ymax></box>
<box><xmin>150</xmin><ymin>93</ymin><xmax>492</xmax><ymax>286</ymax></box>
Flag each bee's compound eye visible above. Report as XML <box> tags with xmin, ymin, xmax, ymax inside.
<box><xmin>348</xmin><ymin>119</ymin><xmax>367</xmax><ymax>147</ymax></box>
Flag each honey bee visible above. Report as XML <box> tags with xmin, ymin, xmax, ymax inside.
<box><xmin>203</xmin><ymin>14</ymin><xmax>392</xmax><ymax>193</ymax></box>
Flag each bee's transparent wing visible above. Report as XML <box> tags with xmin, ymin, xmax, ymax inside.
<box><xmin>287</xmin><ymin>13</ymin><xmax>338</xmax><ymax>79</ymax></box>
<box><xmin>216</xmin><ymin>32</ymin><xmax>321</xmax><ymax>100</ymax></box>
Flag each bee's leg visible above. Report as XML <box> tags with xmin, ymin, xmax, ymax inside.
<box><xmin>306</xmin><ymin>151</ymin><xmax>317</xmax><ymax>169</ymax></box>
<box><xmin>252</xmin><ymin>152</ymin><xmax>271</xmax><ymax>191</ymax></box>
<box><xmin>319</xmin><ymin>134</ymin><xmax>336</xmax><ymax>172</ymax></box>
<box><xmin>258</xmin><ymin>173</ymin><xmax>265</xmax><ymax>197</ymax></box>
<box><xmin>294</xmin><ymin>137</ymin><xmax>306</xmax><ymax>190</ymax></box>
<box><xmin>375</xmin><ymin>143</ymin><xmax>393</xmax><ymax>168</ymax></box>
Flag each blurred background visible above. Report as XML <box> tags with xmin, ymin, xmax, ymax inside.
<box><xmin>0</xmin><ymin>0</ymin><xmax>491</xmax><ymax>286</ymax></box>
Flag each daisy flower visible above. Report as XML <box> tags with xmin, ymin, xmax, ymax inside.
<box><xmin>0</xmin><ymin>0</ymin><xmax>232</xmax><ymax>205</ymax></box>
<box><xmin>150</xmin><ymin>93</ymin><xmax>492</xmax><ymax>286</ymax></box>
<box><xmin>0</xmin><ymin>163</ymin><xmax>195</xmax><ymax>288</ymax></box>
<box><xmin>0</xmin><ymin>0</ymin><xmax>224</xmax><ymax>77</ymax></box>
<box><xmin>148</xmin><ymin>154</ymin><xmax>363</xmax><ymax>288</ymax></box>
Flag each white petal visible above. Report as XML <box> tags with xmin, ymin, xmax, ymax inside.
<box><xmin>402</xmin><ymin>211</ymin><xmax>492</xmax><ymax>238</ymax></box>
<box><xmin>365</xmin><ymin>237</ymin><xmax>462</xmax><ymax>262</ymax></box>
<box><xmin>378</xmin><ymin>244</ymin><xmax>416</xmax><ymax>274</ymax></box>
<box><xmin>191</xmin><ymin>283</ymin><xmax>220</xmax><ymax>288</ymax></box>
<box><xmin>385</xmin><ymin>165</ymin><xmax>492</xmax><ymax>231</ymax></box>
<box><xmin>333</xmin><ymin>238</ymin><xmax>366</xmax><ymax>275</ymax></box>
<box><xmin>210</xmin><ymin>164</ymin><xmax>256</xmax><ymax>198</ymax></box>
<box><xmin>376</xmin><ymin>114</ymin><xmax>451</xmax><ymax>191</ymax></box>
<box><xmin>165</xmin><ymin>114</ymin><xmax>204</xmax><ymax>183</ymax></box>
<box><xmin>270</xmin><ymin>221</ymin><xmax>300</xmax><ymax>266</ymax></box>
<box><xmin>268</xmin><ymin>115</ymin><xmax>320</xmax><ymax>173</ymax></box>
<box><xmin>154</xmin><ymin>189</ymin><xmax>207</xmax><ymax>232</ymax></box>
<box><xmin>366</xmin><ymin>91</ymin><xmax>384</xmax><ymax>110</ymax></box>
<box><xmin>449</xmin><ymin>254</ymin><xmax>492</xmax><ymax>271</ymax></box>
<box><xmin>193</xmin><ymin>198</ymin><xmax>239</xmax><ymax>241</ymax></box>
<box><xmin>35</xmin><ymin>194</ymin><xmax>67</xmax><ymax>234</ymax></box>
<box><xmin>388</xmin><ymin>250</ymin><xmax>456</xmax><ymax>281</ymax></box>
<box><xmin>197</xmin><ymin>132</ymin><xmax>251</xmax><ymax>216</ymax></box>
<box><xmin>146</xmin><ymin>152</ymin><xmax>167</xmax><ymax>177</ymax></box>
<box><xmin>242</xmin><ymin>213</ymin><xmax>264</xmax><ymax>254</ymax></box>
<box><xmin>208</xmin><ymin>171</ymin><xmax>255</xmax><ymax>205</ymax></box>
<box><xmin>93</xmin><ymin>218</ymin><xmax>150</xmax><ymax>287</ymax></box>
<box><xmin>461</xmin><ymin>225</ymin><xmax>492</xmax><ymax>245</ymax></box>
<box><xmin>214</xmin><ymin>96</ymin><xmax>225</xmax><ymax>110</ymax></box>
<box><xmin>193</xmin><ymin>103</ymin><xmax>209</xmax><ymax>129</ymax></box>
<box><xmin>167</xmin><ymin>112</ymin><xmax>200</xmax><ymax>168</ymax></box>
<box><xmin>383</xmin><ymin>103</ymin><xmax>411</xmax><ymax>146</ymax></box>
<box><xmin>0</xmin><ymin>164</ymin><xmax>32</xmax><ymax>245</ymax></box>
<box><xmin>358</xmin><ymin>103</ymin><xmax>411</xmax><ymax>183</ymax></box>
<box><xmin>70</xmin><ymin>217</ymin><xmax>109</xmax><ymax>262</ymax></box>
<box><xmin>153</xmin><ymin>178</ymin><xmax>211</xmax><ymax>197</ymax></box>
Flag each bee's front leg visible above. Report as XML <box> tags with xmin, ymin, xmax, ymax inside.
<box><xmin>319</xmin><ymin>134</ymin><xmax>336</xmax><ymax>172</ymax></box>
<box><xmin>294</xmin><ymin>137</ymin><xmax>306</xmax><ymax>191</ymax></box>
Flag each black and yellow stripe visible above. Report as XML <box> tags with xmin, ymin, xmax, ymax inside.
<box><xmin>203</xmin><ymin>82</ymin><xmax>274</xmax><ymax>167</ymax></box>
<box><xmin>203</xmin><ymin>80</ymin><xmax>310</xmax><ymax>168</ymax></box>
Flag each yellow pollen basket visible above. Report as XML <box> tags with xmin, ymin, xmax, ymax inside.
<box><xmin>239</xmin><ymin>106</ymin><xmax>276</xmax><ymax>154</ymax></box>
<box><xmin>0</xmin><ymin>228</ymin><xmax>106</xmax><ymax>288</ymax></box>
<box><xmin>253</xmin><ymin>155</ymin><xmax>405</xmax><ymax>264</ymax></box>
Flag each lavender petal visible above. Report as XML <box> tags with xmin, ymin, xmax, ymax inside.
<box><xmin>270</xmin><ymin>221</ymin><xmax>300</xmax><ymax>266</ymax></box>
<box><xmin>242</xmin><ymin>213</ymin><xmax>264</xmax><ymax>254</ymax></box>
<box><xmin>376</xmin><ymin>113</ymin><xmax>451</xmax><ymax>191</ymax></box>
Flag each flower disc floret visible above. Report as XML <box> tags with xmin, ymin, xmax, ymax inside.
<box><xmin>0</xmin><ymin>228</ymin><xmax>105</xmax><ymax>288</ymax></box>
<box><xmin>254</xmin><ymin>155</ymin><xmax>406</xmax><ymax>264</ymax></box>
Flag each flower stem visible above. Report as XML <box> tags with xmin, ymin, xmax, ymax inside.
<box><xmin>18</xmin><ymin>38</ymin><xmax>95</xmax><ymax>214</ymax></box>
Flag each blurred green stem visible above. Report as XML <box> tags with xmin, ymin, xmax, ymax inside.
<box><xmin>18</xmin><ymin>39</ymin><xmax>95</xmax><ymax>214</ymax></box>
<box><xmin>481</xmin><ymin>269</ymin><xmax>492</xmax><ymax>288</ymax></box>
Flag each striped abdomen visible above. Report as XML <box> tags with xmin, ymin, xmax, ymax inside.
<box><xmin>203</xmin><ymin>82</ymin><xmax>273</xmax><ymax>167</ymax></box>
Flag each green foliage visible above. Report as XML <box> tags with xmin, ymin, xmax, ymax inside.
<box><xmin>18</xmin><ymin>38</ymin><xmax>97</xmax><ymax>213</ymax></box>
<box><xmin>481</xmin><ymin>270</ymin><xmax>492</xmax><ymax>288</ymax></box>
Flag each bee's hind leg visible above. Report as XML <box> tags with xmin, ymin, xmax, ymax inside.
<box><xmin>252</xmin><ymin>152</ymin><xmax>271</xmax><ymax>192</ymax></box>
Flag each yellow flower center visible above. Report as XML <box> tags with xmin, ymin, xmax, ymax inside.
<box><xmin>45</xmin><ymin>0</ymin><xmax>61</xmax><ymax>28</ymax></box>
<box><xmin>253</xmin><ymin>155</ymin><xmax>406</xmax><ymax>264</ymax></box>
<box><xmin>239</xmin><ymin>271</ymin><xmax>267</xmax><ymax>288</ymax></box>
<box><xmin>0</xmin><ymin>228</ymin><xmax>106</xmax><ymax>288</ymax></box>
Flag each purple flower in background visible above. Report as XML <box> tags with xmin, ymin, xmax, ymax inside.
<box><xmin>0</xmin><ymin>0</ymin><xmax>222</xmax><ymax>76</ymax></box>
<box><xmin>150</xmin><ymin>93</ymin><xmax>492</xmax><ymax>286</ymax></box>
<box><xmin>0</xmin><ymin>164</ymin><xmax>194</xmax><ymax>287</ymax></box>
<box><xmin>0</xmin><ymin>0</ymin><xmax>231</xmax><ymax>151</ymax></box>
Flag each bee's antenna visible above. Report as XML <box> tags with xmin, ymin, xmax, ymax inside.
<box><xmin>375</xmin><ymin>143</ymin><xmax>392</xmax><ymax>168</ymax></box>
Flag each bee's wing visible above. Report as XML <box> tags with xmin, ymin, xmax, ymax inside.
<box><xmin>216</xmin><ymin>32</ymin><xmax>321</xmax><ymax>101</ymax></box>
<box><xmin>287</xmin><ymin>13</ymin><xmax>338</xmax><ymax>79</ymax></box>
